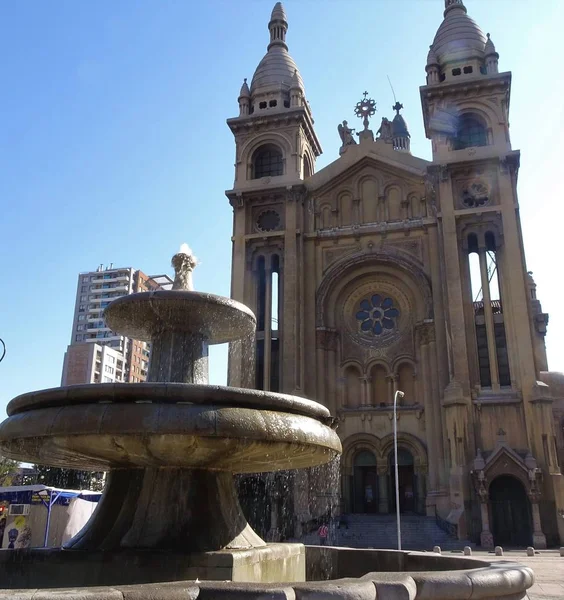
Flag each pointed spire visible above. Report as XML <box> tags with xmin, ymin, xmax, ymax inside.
<box><xmin>427</xmin><ymin>45</ymin><xmax>439</xmax><ymax>66</ymax></box>
<box><xmin>391</xmin><ymin>102</ymin><xmax>411</xmax><ymax>153</ymax></box>
<box><xmin>485</xmin><ymin>33</ymin><xmax>497</xmax><ymax>56</ymax></box>
<box><xmin>271</xmin><ymin>2</ymin><xmax>287</xmax><ymax>21</ymax></box>
<box><xmin>239</xmin><ymin>78</ymin><xmax>250</xmax><ymax>98</ymax></box>
<box><xmin>290</xmin><ymin>69</ymin><xmax>301</xmax><ymax>90</ymax></box>
<box><xmin>444</xmin><ymin>0</ymin><xmax>466</xmax><ymax>14</ymax></box>
<box><xmin>268</xmin><ymin>2</ymin><xmax>288</xmax><ymax>51</ymax></box>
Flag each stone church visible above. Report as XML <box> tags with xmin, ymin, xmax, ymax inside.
<box><xmin>226</xmin><ymin>0</ymin><xmax>564</xmax><ymax>547</ymax></box>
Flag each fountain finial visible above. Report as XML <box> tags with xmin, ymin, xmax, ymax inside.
<box><xmin>171</xmin><ymin>243</ymin><xmax>198</xmax><ymax>291</ymax></box>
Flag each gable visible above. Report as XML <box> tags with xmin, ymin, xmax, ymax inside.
<box><xmin>307</xmin><ymin>154</ymin><xmax>428</xmax><ymax>231</ymax></box>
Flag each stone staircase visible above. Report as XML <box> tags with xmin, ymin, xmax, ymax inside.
<box><xmin>312</xmin><ymin>514</ymin><xmax>474</xmax><ymax>551</ymax></box>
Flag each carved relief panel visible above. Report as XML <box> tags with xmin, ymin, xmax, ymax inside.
<box><xmin>452</xmin><ymin>166</ymin><xmax>499</xmax><ymax>210</ymax></box>
<box><xmin>251</xmin><ymin>203</ymin><xmax>285</xmax><ymax>233</ymax></box>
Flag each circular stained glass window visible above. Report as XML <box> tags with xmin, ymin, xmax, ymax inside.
<box><xmin>355</xmin><ymin>294</ymin><xmax>400</xmax><ymax>336</ymax></box>
<box><xmin>256</xmin><ymin>209</ymin><xmax>281</xmax><ymax>232</ymax></box>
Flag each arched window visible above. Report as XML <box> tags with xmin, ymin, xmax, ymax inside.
<box><xmin>344</xmin><ymin>365</ymin><xmax>361</xmax><ymax>408</ymax></box>
<box><xmin>253</xmin><ymin>144</ymin><xmax>283</xmax><ymax>179</ymax></box>
<box><xmin>303</xmin><ymin>154</ymin><xmax>313</xmax><ymax>179</ymax></box>
<box><xmin>454</xmin><ymin>114</ymin><xmax>488</xmax><ymax>150</ymax></box>
<box><xmin>397</xmin><ymin>363</ymin><xmax>415</xmax><ymax>404</ymax></box>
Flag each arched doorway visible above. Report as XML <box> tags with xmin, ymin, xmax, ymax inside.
<box><xmin>389</xmin><ymin>448</ymin><xmax>416</xmax><ymax>513</ymax></box>
<box><xmin>489</xmin><ymin>476</ymin><xmax>532</xmax><ymax>547</ymax></box>
<box><xmin>352</xmin><ymin>450</ymin><xmax>378</xmax><ymax>513</ymax></box>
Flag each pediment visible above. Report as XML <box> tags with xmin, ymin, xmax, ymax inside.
<box><xmin>306</xmin><ymin>140</ymin><xmax>430</xmax><ymax>196</ymax></box>
<box><xmin>483</xmin><ymin>444</ymin><xmax>528</xmax><ymax>475</ymax></box>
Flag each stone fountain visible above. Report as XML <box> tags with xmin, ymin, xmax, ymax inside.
<box><xmin>0</xmin><ymin>247</ymin><xmax>534</xmax><ymax>599</ymax></box>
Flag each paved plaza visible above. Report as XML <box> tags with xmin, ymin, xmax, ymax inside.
<box><xmin>473</xmin><ymin>551</ymin><xmax>563</xmax><ymax>600</ymax></box>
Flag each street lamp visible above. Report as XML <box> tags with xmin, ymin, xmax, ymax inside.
<box><xmin>393</xmin><ymin>389</ymin><xmax>405</xmax><ymax>550</ymax></box>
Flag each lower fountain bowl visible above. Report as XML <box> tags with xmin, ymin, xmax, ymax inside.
<box><xmin>0</xmin><ymin>546</ymin><xmax>534</xmax><ymax>599</ymax></box>
<box><xmin>0</xmin><ymin>403</ymin><xmax>341</xmax><ymax>472</ymax></box>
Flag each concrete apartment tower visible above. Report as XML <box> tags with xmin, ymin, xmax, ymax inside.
<box><xmin>61</xmin><ymin>265</ymin><xmax>172</xmax><ymax>386</ymax></box>
<box><xmin>227</xmin><ymin>1</ymin><xmax>564</xmax><ymax>547</ymax></box>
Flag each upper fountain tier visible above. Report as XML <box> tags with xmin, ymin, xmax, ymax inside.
<box><xmin>105</xmin><ymin>244</ymin><xmax>255</xmax><ymax>345</ymax></box>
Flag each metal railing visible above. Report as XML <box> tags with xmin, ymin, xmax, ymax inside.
<box><xmin>435</xmin><ymin>506</ymin><xmax>458</xmax><ymax>538</ymax></box>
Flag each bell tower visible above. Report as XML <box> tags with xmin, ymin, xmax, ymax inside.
<box><xmin>226</xmin><ymin>2</ymin><xmax>322</xmax><ymax>395</ymax></box>
<box><xmin>421</xmin><ymin>0</ymin><xmax>563</xmax><ymax>546</ymax></box>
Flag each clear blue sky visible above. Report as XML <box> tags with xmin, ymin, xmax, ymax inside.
<box><xmin>1</xmin><ymin>0</ymin><xmax>563</xmax><ymax>413</ymax></box>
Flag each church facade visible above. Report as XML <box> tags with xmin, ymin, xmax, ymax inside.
<box><xmin>226</xmin><ymin>0</ymin><xmax>564</xmax><ymax>547</ymax></box>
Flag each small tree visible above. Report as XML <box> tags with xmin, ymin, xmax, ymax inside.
<box><xmin>0</xmin><ymin>456</ymin><xmax>20</xmax><ymax>486</ymax></box>
<box><xmin>33</xmin><ymin>466</ymin><xmax>105</xmax><ymax>491</ymax></box>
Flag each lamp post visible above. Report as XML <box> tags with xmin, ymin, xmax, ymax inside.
<box><xmin>393</xmin><ymin>389</ymin><xmax>405</xmax><ymax>550</ymax></box>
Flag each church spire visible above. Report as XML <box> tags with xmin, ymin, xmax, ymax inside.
<box><xmin>444</xmin><ymin>0</ymin><xmax>466</xmax><ymax>13</ymax></box>
<box><xmin>391</xmin><ymin>102</ymin><xmax>411</xmax><ymax>153</ymax></box>
<box><xmin>268</xmin><ymin>2</ymin><xmax>288</xmax><ymax>51</ymax></box>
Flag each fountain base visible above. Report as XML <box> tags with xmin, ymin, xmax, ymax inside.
<box><xmin>0</xmin><ymin>544</ymin><xmax>305</xmax><ymax>588</ymax></box>
<box><xmin>0</xmin><ymin>546</ymin><xmax>533</xmax><ymax>599</ymax></box>
<box><xmin>66</xmin><ymin>468</ymin><xmax>266</xmax><ymax>552</ymax></box>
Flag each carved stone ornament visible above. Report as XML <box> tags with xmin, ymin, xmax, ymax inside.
<box><xmin>416</xmin><ymin>320</ymin><xmax>435</xmax><ymax>346</ymax></box>
<box><xmin>255</xmin><ymin>209</ymin><xmax>282</xmax><ymax>232</ymax></box>
<box><xmin>461</xmin><ymin>181</ymin><xmax>490</xmax><ymax>208</ymax></box>
<box><xmin>315</xmin><ymin>328</ymin><xmax>339</xmax><ymax>351</ymax></box>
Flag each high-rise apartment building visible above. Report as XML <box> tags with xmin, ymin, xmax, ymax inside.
<box><xmin>61</xmin><ymin>264</ymin><xmax>172</xmax><ymax>385</ymax></box>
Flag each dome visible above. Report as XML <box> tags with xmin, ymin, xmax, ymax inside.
<box><xmin>432</xmin><ymin>2</ymin><xmax>487</xmax><ymax>67</ymax></box>
<box><xmin>392</xmin><ymin>113</ymin><xmax>410</xmax><ymax>138</ymax></box>
<box><xmin>251</xmin><ymin>46</ymin><xmax>304</xmax><ymax>94</ymax></box>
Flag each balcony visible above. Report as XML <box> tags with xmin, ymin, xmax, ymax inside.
<box><xmin>86</xmin><ymin>326</ymin><xmax>110</xmax><ymax>333</ymax></box>
<box><xmin>91</xmin><ymin>274</ymin><xmax>129</xmax><ymax>284</ymax></box>
<box><xmin>90</xmin><ymin>294</ymin><xmax>125</xmax><ymax>303</ymax></box>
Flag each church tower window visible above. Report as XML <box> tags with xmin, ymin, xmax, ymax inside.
<box><xmin>252</xmin><ymin>145</ymin><xmax>284</xmax><ymax>178</ymax></box>
<box><xmin>467</xmin><ymin>231</ymin><xmax>511</xmax><ymax>389</ymax></box>
<box><xmin>453</xmin><ymin>114</ymin><xmax>488</xmax><ymax>150</ymax></box>
<box><xmin>254</xmin><ymin>253</ymin><xmax>281</xmax><ymax>392</ymax></box>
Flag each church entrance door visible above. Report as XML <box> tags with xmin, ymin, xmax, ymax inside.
<box><xmin>490</xmin><ymin>475</ymin><xmax>532</xmax><ymax>547</ymax></box>
<box><xmin>352</xmin><ymin>450</ymin><xmax>378</xmax><ymax>513</ymax></box>
<box><xmin>389</xmin><ymin>448</ymin><xmax>416</xmax><ymax>513</ymax></box>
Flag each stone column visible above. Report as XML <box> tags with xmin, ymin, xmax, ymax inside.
<box><xmin>529</xmin><ymin>491</ymin><xmax>547</xmax><ymax>549</ymax></box>
<box><xmin>316</xmin><ymin>344</ymin><xmax>326</xmax><ymax>406</ymax></box>
<box><xmin>417</xmin><ymin>322</ymin><xmax>440</xmax><ymax>497</ymax></box>
<box><xmin>360</xmin><ymin>376</ymin><xmax>370</xmax><ymax>406</ymax></box>
<box><xmin>378</xmin><ymin>466</ymin><xmax>389</xmax><ymax>514</ymax></box>
<box><xmin>479</xmin><ymin>502</ymin><xmax>494</xmax><ymax>549</ymax></box>
<box><xmin>428</xmin><ymin>330</ymin><xmax>447</xmax><ymax>490</ymax></box>
<box><xmin>263</xmin><ymin>261</ymin><xmax>273</xmax><ymax>390</ymax></box>
<box><xmin>316</xmin><ymin>328</ymin><xmax>338</xmax><ymax>415</ymax></box>
<box><xmin>415</xmin><ymin>466</ymin><xmax>426</xmax><ymax>514</ymax></box>
<box><xmin>478</xmin><ymin>247</ymin><xmax>499</xmax><ymax>390</ymax></box>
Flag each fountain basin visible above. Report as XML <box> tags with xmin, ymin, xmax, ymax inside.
<box><xmin>104</xmin><ymin>291</ymin><xmax>256</xmax><ymax>343</ymax></box>
<box><xmin>0</xmin><ymin>384</ymin><xmax>341</xmax><ymax>472</ymax></box>
<box><xmin>0</xmin><ymin>547</ymin><xmax>534</xmax><ymax>599</ymax></box>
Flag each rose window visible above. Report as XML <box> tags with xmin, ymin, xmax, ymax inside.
<box><xmin>256</xmin><ymin>209</ymin><xmax>281</xmax><ymax>232</ymax></box>
<box><xmin>355</xmin><ymin>295</ymin><xmax>399</xmax><ymax>336</ymax></box>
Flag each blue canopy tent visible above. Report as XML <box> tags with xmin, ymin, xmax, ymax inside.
<box><xmin>0</xmin><ymin>485</ymin><xmax>101</xmax><ymax>547</ymax></box>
